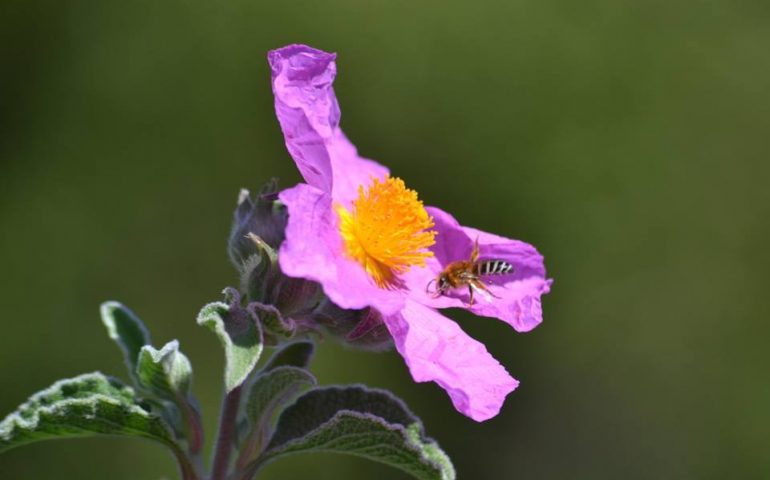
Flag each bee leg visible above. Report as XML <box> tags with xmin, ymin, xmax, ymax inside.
<box><xmin>468</xmin><ymin>285</ymin><xmax>475</xmax><ymax>307</ymax></box>
<box><xmin>425</xmin><ymin>278</ymin><xmax>437</xmax><ymax>296</ymax></box>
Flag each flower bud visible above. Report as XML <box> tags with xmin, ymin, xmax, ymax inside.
<box><xmin>312</xmin><ymin>299</ymin><xmax>393</xmax><ymax>351</ymax></box>
<box><xmin>226</xmin><ymin>182</ymin><xmax>324</xmax><ymax>345</ymax></box>
<box><xmin>228</xmin><ymin>179</ymin><xmax>287</xmax><ymax>268</ymax></box>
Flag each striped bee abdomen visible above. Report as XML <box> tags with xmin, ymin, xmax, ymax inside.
<box><xmin>475</xmin><ymin>260</ymin><xmax>514</xmax><ymax>276</ymax></box>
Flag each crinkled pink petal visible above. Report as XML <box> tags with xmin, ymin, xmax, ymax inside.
<box><xmin>383</xmin><ymin>299</ymin><xmax>518</xmax><ymax>422</ymax></box>
<box><xmin>278</xmin><ymin>183</ymin><xmax>404</xmax><ymax>315</ymax></box>
<box><xmin>402</xmin><ymin>207</ymin><xmax>552</xmax><ymax>332</ymax></box>
<box><xmin>269</xmin><ymin>44</ymin><xmax>388</xmax><ymax>205</ymax></box>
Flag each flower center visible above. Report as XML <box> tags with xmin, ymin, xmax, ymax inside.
<box><xmin>336</xmin><ymin>176</ymin><xmax>436</xmax><ymax>287</ymax></box>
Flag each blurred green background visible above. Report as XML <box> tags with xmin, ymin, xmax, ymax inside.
<box><xmin>2</xmin><ymin>0</ymin><xmax>769</xmax><ymax>478</ymax></box>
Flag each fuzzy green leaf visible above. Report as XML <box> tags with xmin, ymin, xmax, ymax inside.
<box><xmin>197</xmin><ymin>291</ymin><xmax>263</xmax><ymax>392</ymax></box>
<box><xmin>260</xmin><ymin>386</ymin><xmax>455</xmax><ymax>480</ymax></box>
<box><xmin>237</xmin><ymin>367</ymin><xmax>316</xmax><ymax>467</ymax></box>
<box><xmin>136</xmin><ymin>340</ymin><xmax>193</xmax><ymax>400</ymax></box>
<box><xmin>136</xmin><ymin>341</ymin><xmax>203</xmax><ymax>453</ymax></box>
<box><xmin>0</xmin><ymin>372</ymin><xmax>175</xmax><ymax>453</ymax></box>
<box><xmin>100</xmin><ymin>301</ymin><xmax>151</xmax><ymax>384</ymax></box>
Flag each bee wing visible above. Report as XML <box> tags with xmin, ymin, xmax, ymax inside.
<box><xmin>471</xmin><ymin>236</ymin><xmax>480</xmax><ymax>263</ymax></box>
<box><xmin>470</xmin><ymin>278</ymin><xmax>501</xmax><ymax>300</ymax></box>
<box><xmin>469</xmin><ymin>281</ymin><xmax>493</xmax><ymax>302</ymax></box>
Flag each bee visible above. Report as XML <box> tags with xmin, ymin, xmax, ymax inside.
<box><xmin>426</xmin><ymin>238</ymin><xmax>514</xmax><ymax>306</ymax></box>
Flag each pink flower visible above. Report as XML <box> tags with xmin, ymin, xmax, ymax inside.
<box><xmin>269</xmin><ymin>44</ymin><xmax>552</xmax><ymax>422</ymax></box>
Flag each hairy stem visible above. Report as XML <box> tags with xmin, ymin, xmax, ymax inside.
<box><xmin>178</xmin><ymin>396</ymin><xmax>204</xmax><ymax>456</ymax></box>
<box><xmin>210</xmin><ymin>386</ymin><xmax>243</xmax><ymax>480</ymax></box>
<box><xmin>171</xmin><ymin>446</ymin><xmax>202</xmax><ymax>480</ymax></box>
<box><xmin>232</xmin><ymin>457</ymin><xmax>267</xmax><ymax>480</ymax></box>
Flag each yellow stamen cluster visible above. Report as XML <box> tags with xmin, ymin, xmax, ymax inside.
<box><xmin>337</xmin><ymin>176</ymin><xmax>437</xmax><ymax>287</ymax></box>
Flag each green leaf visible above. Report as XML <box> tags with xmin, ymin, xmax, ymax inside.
<box><xmin>100</xmin><ymin>301</ymin><xmax>151</xmax><ymax>384</ymax></box>
<box><xmin>237</xmin><ymin>366</ymin><xmax>316</xmax><ymax>467</ymax></box>
<box><xmin>0</xmin><ymin>372</ymin><xmax>174</xmax><ymax>453</ymax></box>
<box><xmin>197</xmin><ymin>289</ymin><xmax>263</xmax><ymax>392</ymax></box>
<box><xmin>246</xmin><ymin>367</ymin><xmax>316</xmax><ymax>432</ymax></box>
<box><xmin>136</xmin><ymin>340</ymin><xmax>193</xmax><ymax>400</ymax></box>
<box><xmin>263</xmin><ymin>341</ymin><xmax>315</xmax><ymax>371</ymax></box>
<box><xmin>136</xmin><ymin>341</ymin><xmax>203</xmax><ymax>453</ymax></box>
<box><xmin>260</xmin><ymin>386</ymin><xmax>455</xmax><ymax>480</ymax></box>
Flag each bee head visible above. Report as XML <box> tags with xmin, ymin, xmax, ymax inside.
<box><xmin>426</xmin><ymin>274</ymin><xmax>450</xmax><ymax>298</ymax></box>
<box><xmin>437</xmin><ymin>274</ymin><xmax>450</xmax><ymax>293</ymax></box>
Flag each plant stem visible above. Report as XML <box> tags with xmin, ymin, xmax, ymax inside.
<box><xmin>210</xmin><ymin>385</ymin><xmax>243</xmax><ymax>480</ymax></box>
<box><xmin>172</xmin><ymin>446</ymin><xmax>201</xmax><ymax>480</ymax></box>
<box><xmin>233</xmin><ymin>458</ymin><xmax>264</xmax><ymax>480</ymax></box>
<box><xmin>180</xmin><ymin>397</ymin><xmax>204</xmax><ymax>455</ymax></box>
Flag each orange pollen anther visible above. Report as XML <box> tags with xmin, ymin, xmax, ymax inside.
<box><xmin>336</xmin><ymin>176</ymin><xmax>437</xmax><ymax>287</ymax></box>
